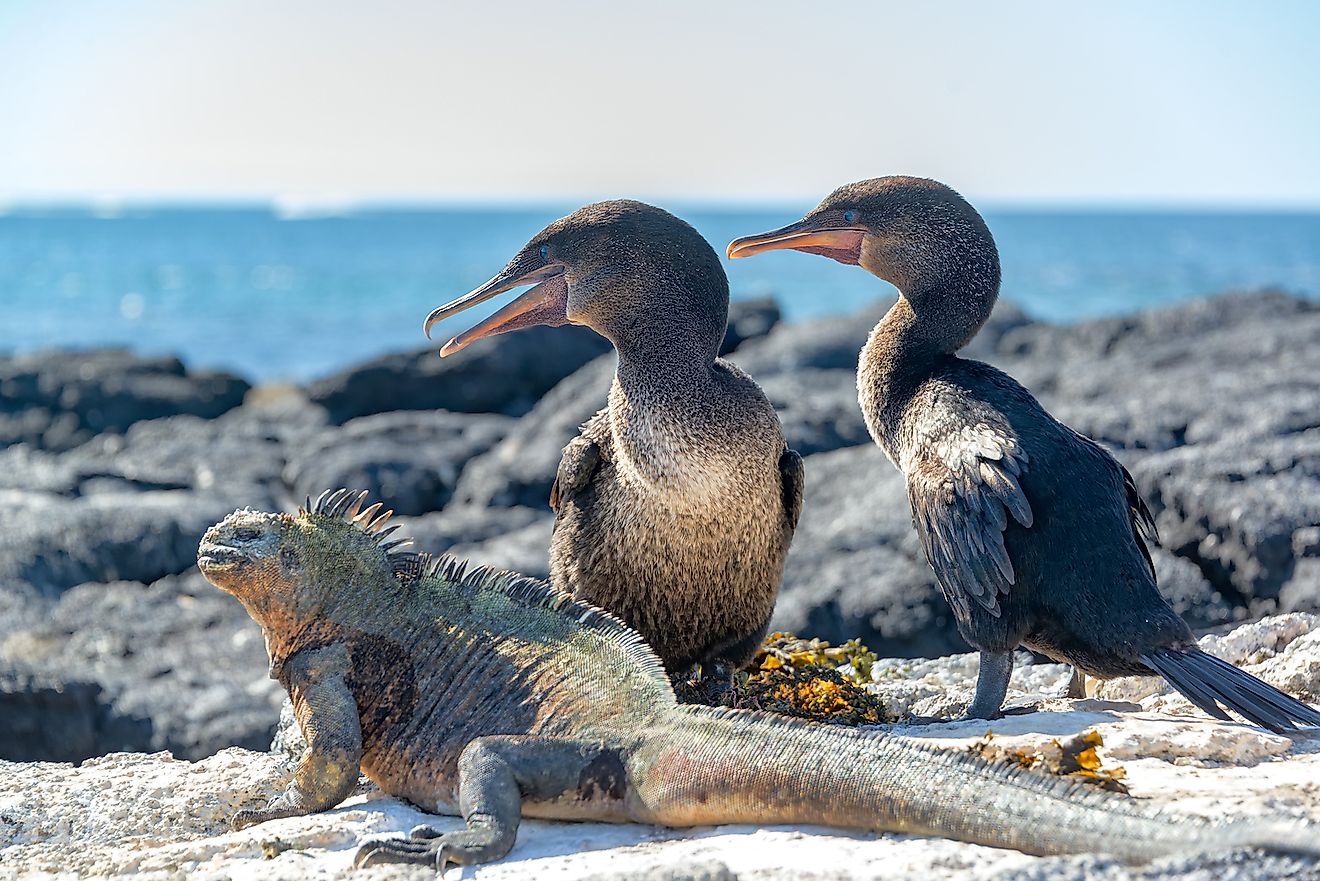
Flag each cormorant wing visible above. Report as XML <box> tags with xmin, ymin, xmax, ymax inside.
<box><xmin>905</xmin><ymin>423</ymin><xmax>1032</xmax><ymax>620</ymax></box>
<box><xmin>1071</xmin><ymin>431</ymin><xmax>1159</xmax><ymax>580</ymax></box>
<box><xmin>779</xmin><ymin>447</ymin><xmax>805</xmax><ymax>531</ymax></box>
<box><xmin>550</xmin><ymin>435</ymin><xmax>602</xmax><ymax>514</ymax></box>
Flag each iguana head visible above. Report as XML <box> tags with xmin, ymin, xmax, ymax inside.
<box><xmin>198</xmin><ymin>489</ymin><xmax>410</xmax><ymax>626</ymax></box>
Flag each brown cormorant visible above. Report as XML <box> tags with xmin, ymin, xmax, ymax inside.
<box><xmin>425</xmin><ymin>200</ymin><xmax>803</xmax><ymax>698</ymax></box>
<box><xmin>728</xmin><ymin>176</ymin><xmax>1320</xmax><ymax>731</ymax></box>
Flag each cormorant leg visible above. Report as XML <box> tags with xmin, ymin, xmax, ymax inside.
<box><xmin>1060</xmin><ymin>665</ymin><xmax>1085</xmax><ymax>699</ymax></box>
<box><xmin>964</xmin><ymin>650</ymin><xmax>1013</xmax><ymax>720</ymax></box>
<box><xmin>692</xmin><ymin>659</ymin><xmax>737</xmax><ymax>706</ymax></box>
<box><xmin>670</xmin><ymin>663</ymin><xmax>705</xmax><ymax>704</ymax></box>
<box><xmin>670</xmin><ymin>661</ymin><xmax>736</xmax><ymax>706</ymax></box>
<box><xmin>673</xmin><ymin>613</ymin><xmax>775</xmax><ymax>706</ymax></box>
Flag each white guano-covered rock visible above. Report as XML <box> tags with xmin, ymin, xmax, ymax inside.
<box><xmin>2</xmin><ymin>615</ymin><xmax>1319</xmax><ymax>881</ymax></box>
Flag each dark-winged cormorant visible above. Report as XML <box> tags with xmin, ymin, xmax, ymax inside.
<box><xmin>425</xmin><ymin>200</ymin><xmax>804</xmax><ymax>697</ymax></box>
<box><xmin>728</xmin><ymin>176</ymin><xmax>1320</xmax><ymax>731</ymax></box>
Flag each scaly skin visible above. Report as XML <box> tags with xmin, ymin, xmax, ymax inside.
<box><xmin>198</xmin><ymin>490</ymin><xmax>1319</xmax><ymax>874</ymax></box>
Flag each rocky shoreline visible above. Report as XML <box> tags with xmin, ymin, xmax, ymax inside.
<box><xmin>1</xmin><ymin>290</ymin><xmax>1319</xmax><ymax>763</ymax></box>
<box><xmin>2</xmin><ymin>614</ymin><xmax>1318</xmax><ymax>881</ymax></box>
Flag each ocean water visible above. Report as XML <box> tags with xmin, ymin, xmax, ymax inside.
<box><xmin>1</xmin><ymin>206</ymin><xmax>1317</xmax><ymax>383</ymax></box>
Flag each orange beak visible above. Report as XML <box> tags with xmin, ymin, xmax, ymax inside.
<box><xmin>423</xmin><ymin>257</ymin><xmax>569</xmax><ymax>357</ymax></box>
<box><xmin>727</xmin><ymin>217</ymin><xmax>865</xmax><ymax>265</ymax></box>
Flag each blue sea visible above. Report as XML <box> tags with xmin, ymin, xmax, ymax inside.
<box><xmin>1</xmin><ymin>206</ymin><xmax>1317</xmax><ymax>383</ymax></box>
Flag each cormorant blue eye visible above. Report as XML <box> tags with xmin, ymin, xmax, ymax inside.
<box><xmin>843</xmin><ymin>210</ymin><xmax>857</xmax><ymax>223</ymax></box>
<box><xmin>539</xmin><ymin>244</ymin><xmax>550</xmax><ymax>261</ymax></box>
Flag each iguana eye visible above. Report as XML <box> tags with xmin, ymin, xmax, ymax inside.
<box><xmin>235</xmin><ymin>527</ymin><xmax>260</xmax><ymax>541</ymax></box>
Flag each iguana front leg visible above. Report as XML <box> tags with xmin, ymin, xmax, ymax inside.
<box><xmin>354</xmin><ymin>736</ymin><xmax>625</xmax><ymax>873</ymax></box>
<box><xmin>233</xmin><ymin>644</ymin><xmax>363</xmax><ymax>829</ymax></box>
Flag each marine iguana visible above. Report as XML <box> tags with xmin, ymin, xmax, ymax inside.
<box><xmin>728</xmin><ymin>176</ymin><xmax>1320</xmax><ymax>732</ymax></box>
<box><xmin>422</xmin><ymin>201</ymin><xmax>803</xmax><ymax>700</ymax></box>
<box><xmin>197</xmin><ymin>490</ymin><xmax>1318</xmax><ymax>873</ymax></box>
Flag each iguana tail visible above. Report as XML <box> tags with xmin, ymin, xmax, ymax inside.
<box><xmin>630</xmin><ymin>706</ymin><xmax>1318</xmax><ymax>862</ymax></box>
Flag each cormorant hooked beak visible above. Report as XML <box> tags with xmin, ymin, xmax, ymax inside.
<box><xmin>423</xmin><ymin>255</ymin><xmax>570</xmax><ymax>357</ymax></box>
<box><xmin>726</xmin><ymin>216</ymin><xmax>865</xmax><ymax>266</ymax></box>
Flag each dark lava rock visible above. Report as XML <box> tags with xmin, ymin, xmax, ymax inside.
<box><xmin>1279</xmin><ymin>527</ymin><xmax>1320</xmax><ymax>613</ymax></box>
<box><xmin>721</xmin><ymin>296</ymin><xmax>781</xmax><ymax>354</ymax></box>
<box><xmin>450</xmin><ymin>517</ymin><xmax>555</xmax><ymax>581</ymax></box>
<box><xmin>452</xmin><ymin>355</ymin><xmax>615</xmax><ymax>510</ymax></box>
<box><xmin>0</xmin><ymin>488</ymin><xmax>252</xmax><ymax>607</ymax></box>
<box><xmin>394</xmin><ymin>505</ymin><xmax>548</xmax><ymax>554</ymax></box>
<box><xmin>1134</xmin><ymin>429</ymin><xmax>1320</xmax><ymax>607</ymax></box>
<box><xmin>1010</xmin><ymin>293</ymin><xmax>1320</xmax><ymax>456</ymax></box>
<box><xmin>0</xmin><ymin>571</ymin><xmax>278</xmax><ymax>762</ymax></box>
<box><xmin>0</xmin><ymin>348</ymin><xmax>250</xmax><ymax>451</ymax></box>
<box><xmin>0</xmin><ymin>390</ymin><xmax>328</xmax><ymax>501</ymax></box>
<box><xmin>285</xmin><ymin>410</ymin><xmax>514</xmax><ymax>516</ymax></box>
<box><xmin>304</xmin><ymin>324</ymin><xmax>613</xmax><ymax>424</ymax></box>
<box><xmin>0</xmin><ymin>665</ymin><xmax>111</xmax><ymax>763</ymax></box>
<box><xmin>757</xmin><ymin>368</ymin><xmax>870</xmax><ymax>456</ymax></box>
<box><xmin>1150</xmin><ymin>547</ymin><xmax>1235</xmax><ymax>631</ymax></box>
<box><xmin>731</xmin><ymin>300</ymin><xmax>894</xmax><ymax>377</ymax></box>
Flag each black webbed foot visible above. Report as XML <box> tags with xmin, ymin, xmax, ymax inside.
<box><xmin>671</xmin><ymin>660</ymin><xmax>737</xmax><ymax>706</ymax></box>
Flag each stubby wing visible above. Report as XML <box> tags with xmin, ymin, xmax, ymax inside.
<box><xmin>779</xmin><ymin>447</ymin><xmax>805</xmax><ymax>531</ymax></box>
<box><xmin>549</xmin><ymin>436</ymin><xmax>602</xmax><ymax>514</ymax></box>
<box><xmin>905</xmin><ymin>423</ymin><xmax>1032</xmax><ymax>620</ymax></box>
<box><xmin>1073</xmin><ymin>432</ymin><xmax>1158</xmax><ymax>579</ymax></box>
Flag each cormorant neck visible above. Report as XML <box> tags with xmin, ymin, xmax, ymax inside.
<box><xmin>900</xmin><ymin>270</ymin><xmax>999</xmax><ymax>355</ymax></box>
<box><xmin>606</xmin><ymin>314</ymin><xmax>723</xmax><ymax>395</ymax></box>
<box><xmin>866</xmin><ymin>297</ymin><xmax>945</xmax><ymax>379</ymax></box>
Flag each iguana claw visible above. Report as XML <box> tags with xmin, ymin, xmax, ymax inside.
<box><xmin>353</xmin><ymin>836</ymin><xmax>459</xmax><ymax>876</ymax></box>
<box><xmin>231</xmin><ymin>794</ymin><xmax>302</xmax><ymax>830</ymax></box>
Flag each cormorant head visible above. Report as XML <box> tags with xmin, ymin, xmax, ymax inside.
<box><xmin>726</xmin><ymin>176</ymin><xmax>999</xmax><ymax>300</ymax></box>
<box><xmin>424</xmin><ymin>200</ymin><xmax>728</xmax><ymax>358</ymax></box>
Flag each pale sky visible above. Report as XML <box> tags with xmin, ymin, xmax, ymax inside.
<box><xmin>2</xmin><ymin>0</ymin><xmax>1318</xmax><ymax>206</ymax></box>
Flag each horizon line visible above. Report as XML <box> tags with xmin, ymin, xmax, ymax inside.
<box><xmin>4</xmin><ymin>194</ymin><xmax>1320</xmax><ymax>217</ymax></box>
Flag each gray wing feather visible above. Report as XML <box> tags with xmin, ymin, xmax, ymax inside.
<box><xmin>907</xmin><ymin>423</ymin><xmax>1033</xmax><ymax>620</ymax></box>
